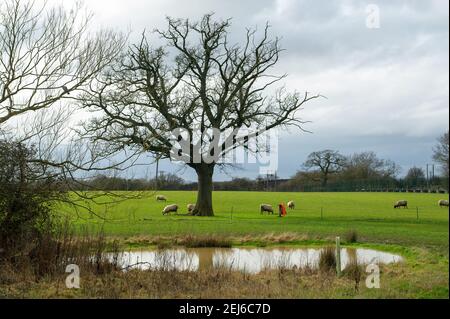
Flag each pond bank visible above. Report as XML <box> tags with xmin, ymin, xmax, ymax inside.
<box><xmin>1</xmin><ymin>244</ymin><xmax>447</xmax><ymax>298</ymax></box>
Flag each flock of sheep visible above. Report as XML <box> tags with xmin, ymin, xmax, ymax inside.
<box><xmin>394</xmin><ymin>199</ymin><xmax>449</xmax><ymax>209</ymax></box>
<box><xmin>157</xmin><ymin>195</ymin><xmax>196</xmax><ymax>215</ymax></box>
<box><xmin>156</xmin><ymin>194</ymin><xmax>296</xmax><ymax>215</ymax></box>
<box><xmin>156</xmin><ymin>194</ymin><xmax>449</xmax><ymax>216</ymax></box>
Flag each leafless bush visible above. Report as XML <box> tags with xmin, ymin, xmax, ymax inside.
<box><xmin>344</xmin><ymin>229</ymin><xmax>359</xmax><ymax>243</ymax></box>
<box><xmin>343</xmin><ymin>258</ymin><xmax>364</xmax><ymax>292</ymax></box>
<box><xmin>318</xmin><ymin>247</ymin><xmax>336</xmax><ymax>273</ymax></box>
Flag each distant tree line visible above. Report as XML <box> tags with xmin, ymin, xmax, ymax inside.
<box><xmin>72</xmin><ymin>132</ymin><xmax>449</xmax><ymax>192</ymax></box>
<box><xmin>75</xmin><ymin>144</ymin><xmax>448</xmax><ymax>193</ymax></box>
<box><xmin>78</xmin><ymin>172</ymin><xmax>187</xmax><ymax>191</ymax></box>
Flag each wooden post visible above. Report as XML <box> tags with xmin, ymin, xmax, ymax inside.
<box><xmin>416</xmin><ymin>206</ymin><xmax>419</xmax><ymax>221</ymax></box>
<box><xmin>336</xmin><ymin>236</ymin><xmax>341</xmax><ymax>277</ymax></box>
<box><xmin>230</xmin><ymin>206</ymin><xmax>233</xmax><ymax>223</ymax></box>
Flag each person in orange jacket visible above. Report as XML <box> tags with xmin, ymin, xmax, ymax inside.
<box><xmin>278</xmin><ymin>203</ymin><xmax>287</xmax><ymax>217</ymax></box>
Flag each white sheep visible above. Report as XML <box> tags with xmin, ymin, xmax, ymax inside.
<box><xmin>162</xmin><ymin>204</ymin><xmax>178</xmax><ymax>215</ymax></box>
<box><xmin>156</xmin><ymin>195</ymin><xmax>167</xmax><ymax>201</ymax></box>
<box><xmin>187</xmin><ymin>203</ymin><xmax>195</xmax><ymax>213</ymax></box>
<box><xmin>260</xmin><ymin>204</ymin><xmax>274</xmax><ymax>214</ymax></box>
<box><xmin>287</xmin><ymin>201</ymin><xmax>295</xmax><ymax>209</ymax></box>
<box><xmin>438</xmin><ymin>199</ymin><xmax>449</xmax><ymax>207</ymax></box>
<box><xmin>394</xmin><ymin>200</ymin><xmax>408</xmax><ymax>209</ymax></box>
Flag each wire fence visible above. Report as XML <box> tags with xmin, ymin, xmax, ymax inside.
<box><xmin>276</xmin><ymin>177</ymin><xmax>449</xmax><ymax>193</ymax></box>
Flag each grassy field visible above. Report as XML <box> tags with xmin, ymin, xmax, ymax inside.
<box><xmin>2</xmin><ymin>191</ymin><xmax>448</xmax><ymax>298</ymax></box>
<box><xmin>64</xmin><ymin>191</ymin><xmax>449</xmax><ymax>249</ymax></box>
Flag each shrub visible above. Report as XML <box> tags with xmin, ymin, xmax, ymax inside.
<box><xmin>0</xmin><ymin>140</ymin><xmax>65</xmax><ymax>255</ymax></box>
<box><xmin>344</xmin><ymin>230</ymin><xmax>358</xmax><ymax>243</ymax></box>
<box><xmin>318</xmin><ymin>247</ymin><xmax>336</xmax><ymax>273</ymax></box>
<box><xmin>343</xmin><ymin>258</ymin><xmax>364</xmax><ymax>291</ymax></box>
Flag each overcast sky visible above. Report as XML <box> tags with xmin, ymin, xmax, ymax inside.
<box><xmin>51</xmin><ymin>0</ymin><xmax>449</xmax><ymax>181</ymax></box>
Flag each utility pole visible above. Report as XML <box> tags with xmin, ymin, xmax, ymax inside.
<box><xmin>274</xmin><ymin>171</ymin><xmax>278</xmax><ymax>191</ymax></box>
<box><xmin>155</xmin><ymin>155</ymin><xmax>160</xmax><ymax>190</ymax></box>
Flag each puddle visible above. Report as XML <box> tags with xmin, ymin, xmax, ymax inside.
<box><xmin>110</xmin><ymin>247</ymin><xmax>403</xmax><ymax>274</ymax></box>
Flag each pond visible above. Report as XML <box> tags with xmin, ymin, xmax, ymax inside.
<box><xmin>110</xmin><ymin>247</ymin><xmax>403</xmax><ymax>274</ymax></box>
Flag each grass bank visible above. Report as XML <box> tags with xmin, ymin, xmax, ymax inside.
<box><xmin>1</xmin><ymin>191</ymin><xmax>447</xmax><ymax>298</ymax></box>
<box><xmin>62</xmin><ymin>191</ymin><xmax>449</xmax><ymax>250</ymax></box>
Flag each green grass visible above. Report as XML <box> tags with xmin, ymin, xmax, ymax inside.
<box><xmin>61</xmin><ymin>191</ymin><xmax>449</xmax><ymax>250</ymax></box>
<box><xmin>5</xmin><ymin>191</ymin><xmax>448</xmax><ymax>298</ymax></box>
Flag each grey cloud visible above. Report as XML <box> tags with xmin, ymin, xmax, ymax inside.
<box><xmin>47</xmin><ymin>0</ymin><xmax>448</xmax><ymax>180</ymax></box>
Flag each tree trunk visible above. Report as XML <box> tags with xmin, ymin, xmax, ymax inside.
<box><xmin>321</xmin><ymin>174</ymin><xmax>328</xmax><ymax>188</ymax></box>
<box><xmin>321</xmin><ymin>167</ymin><xmax>329</xmax><ymax>188</ymax></box>
<box><xmin>193</xmin><ymin>164</ymin><xmax>215</xmax><ymax>216</ymax></box>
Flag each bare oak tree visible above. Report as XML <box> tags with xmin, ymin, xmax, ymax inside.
<box><xmin>80</xmin><ymin>14</ymin><xmax>320</xmax><ymax>216</ymax></box>
<box><xmin>342</xmin><ymin>151</ymin><xmax>400</xmax><ymax>180</ymax></box>
<box><xmin>433</xmin><ymin>131</ymin><xmax>449</xmax><ymax>177</ymax></box>
<box><xmin>303</xmin><ymin>150</ymin><xmax>345</xmax><ymax>187</ymax></box>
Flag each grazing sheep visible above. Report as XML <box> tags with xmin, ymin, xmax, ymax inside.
<box><xmin>187</xmin><ymin>203</ymin><xmax>195</xmax><ymax>213</ymax></box>
<box><xmin>260</xmin><ymin>204</ymin><xmax>274</xmax><ymax>214</ymax></box>
<box><xmin>156</xmin><ymin>195</ymin><xmax>167</xmax><ymax>201</ymax></box>
<box><xmin>287</xmin><ymin>201</ymin><xmax>295</xmax><ymax>209</ymax></box>
<box><xmin>438</xmin><ymin>199</ymin><xmax>449</xmax><ymax>207</ymax></box>
<box><xmin>162</xmin><ymin>204</ymin><xmax>178</xmax><ymax>215</ymax></box>
<box><xmin>394</xmin><ymin>200</ymin><xmax>408</xmax><ymax>209</ymax></box>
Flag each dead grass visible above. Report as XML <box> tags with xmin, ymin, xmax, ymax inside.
<box><xmin>343</xmin><ymin>259</ymin><xmax>364</xmax><ymax>292</ymax></box>
<box><xmin>344</xmin><ymin>230</ymin><xmax>359</xmax><ymax>243</ymax></box>
<box><xmin>179</xmin><ymin>234</ymin><xmax>232</xmax><ymax>248</ymax></box>
<box><xmin>318</xmin><ymin>247</ymin><xmax>336</xmax><ymax>273</ymax></box>
<box><xmin>120</xmin><ymin>232</ymin><xmax>315</xmax><ymax>249</ymax></box>
<box><xmin>0</xmin><ymin>262</ymin><xmax>364</xmax><ymax>298</ymax></box>
<box><xmin>3</xmin><ymin>255</ymin><xmax>446</xmax><ymax>299</ymax></box>
<box><xmin>0</xmin><ymin>221</ymin><xmax>121</xmax><ymax>284</ymax></box>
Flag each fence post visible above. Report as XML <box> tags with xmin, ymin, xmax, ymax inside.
<box><xmin>416</xmin><ymin>206</ymin><xmax>419</xmax><ymax>221</ymax></box>
<box><xmin>230</xmin><ymin>206</ymin><xmax>234</xmax><ymax>223</ymax></box>
<box><xmin>336</xmin><ymin>236</ymin><xmax>341</xmax><ymax>277</ymax></box>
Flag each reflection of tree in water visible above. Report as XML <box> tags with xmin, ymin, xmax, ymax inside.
<box><xmin>346</xmin><ymin>248</ymin><xmax>357</xmax><ymax>269</ymax></box>
<box><xmin>196</xmin><ymin>248</ymin><xmax>217</xmax><ymax>270</ymax></box>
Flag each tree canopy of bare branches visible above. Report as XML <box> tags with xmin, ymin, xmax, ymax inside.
<box><xmin>303</xmin><ymin>150</ymin><xmax>346</xmax><ymax>187</ymax></box>
<box><xmin>342</xmin><ymin>151</ymin><xmax>400</xmax><ymax>180</ymax></box>
<box><xmin>0</xmin><ymin>0</ymin><xmax>133</xmax><ymax>177</ymax></box>
<box><xmin>0</xmin><ymin>0</ymin><xmax>131</xmax><ymax>179</ymax></box>
<box><xmin>0</xmin><ymin>0</ymin><xmax>124</xmax><ymax>126</ymax></box>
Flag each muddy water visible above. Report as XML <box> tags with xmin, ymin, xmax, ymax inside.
<box><xmin>112</xmin><ymin>247</ymin><xmax>403</xmax><ymax>274</ymax></box>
